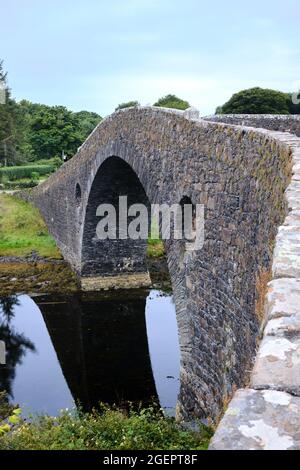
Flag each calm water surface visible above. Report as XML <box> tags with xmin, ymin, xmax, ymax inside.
<box><xmin>0</xmin><ymin>289</ymin><xmax>180</xmax><ymax>417</ymax></box>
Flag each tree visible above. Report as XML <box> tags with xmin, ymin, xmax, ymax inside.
<box><xmin>115</xmin><ymin>101</ymin><xmax>140</xmax><ymax>111</ymax></box>
<box><xmin>0</xmin><ymin>61</ymin><xmax>19</xmax><ymax>166</ymax></box>
<box><xmin>15</xmin><ymin>101</ymin><xmax>102</xmax><ymax>161</ymax></box>
<box><xmin>154</xmin><ymin>94</ymin><xmax>190</xmax><ymax>110</ymax></box>
<box><xmin>75</xmin><ymin>110</ymin><xmax>102</xmax><ymax>138</ymax></box>
<box><xmin>217</xmin><ymin>87</ymin><xmax>290</xmax><ymax>114</ymax></box>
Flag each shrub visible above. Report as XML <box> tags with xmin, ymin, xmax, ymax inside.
<box><xmin>34</xmin><ymin>157</ymin><xmax>62</xmax><ymax>169</ymax></box>
<box><xmin>0</xmin><ymin>164</ymin><xmax>54</xmax><ymax>182</ymax></box>
<box><xmin>154</xmin><ymin>95</ymin><xmax>190</xmax><ymax>110</ymax></box>
<box><xmin>30</xmin><ymin>172</ymin><xmax>39</xmax><ymax>181</ymax></box>
<box><xmin>0</xmin><ymin>392</ymin><xmax>21</xmax><ymax>437</ymax></box>
<box><xmin>217</xmin><ymin>87</ymin><xmax>290</xmax><ymax>114</ymax></box>
<box><xmin>115</xmin><ymin>101</ymin><xmax>140</xmax><ymax>111</ymax></box>
<box><xmin>0</xmin><ymin>404</ymin><xmax>213</xmax><ymax>450</ymax></box>
<box><xmin>2</xmin><ymin>180</ymin><xmax>38</xmax><ymax>189</ymax></box>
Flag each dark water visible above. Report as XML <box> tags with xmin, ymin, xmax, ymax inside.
<box><xmin>0</xmin><ymin>289</ymin><xmax>180</xmax><ymax>417</ymax></box>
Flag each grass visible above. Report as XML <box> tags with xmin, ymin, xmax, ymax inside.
<box><xmin>0</xmin><ymin>401</ymin><xmax>212</xmax><ymax>450</ymax></box>
<box><xmin>0</xmin><ymin>194</ymin><xmax>164</xmax><ymax>260</ymax></box>
<box><xmin>0</xmin><ymin>194</ymin><xmax>61</xmax><ymax>259</ymax></box>
<box><xmin>0</xmin><ymin>164</ymin><xmax>54</xmax><ymax>182</ymax></box>
<box><xmin>147</xmin><ymin>238</ymin><xmax>165</xmax><ymax>258</ymax></box>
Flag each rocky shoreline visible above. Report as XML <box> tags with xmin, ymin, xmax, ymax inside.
<box><xmin>0</xmin><ymin>253</ymin><xmax>170</xmax><ymax>296</ymax></box>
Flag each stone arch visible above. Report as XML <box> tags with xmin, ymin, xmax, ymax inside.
<box><xmin>81</xmin><ymin>156</ymin><xmax>151</xmax><ymax>286</ymax></box>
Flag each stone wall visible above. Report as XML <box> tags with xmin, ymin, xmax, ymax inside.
<box><xmin>204</xmin><ymin>114</ymin><xmax>300</xmax><ymax>137</ymax></box>
<box><xmin>207</xmin><ymin>116</ymin><xmax>300</xmax><ymax>450</ymax></box>
<box><xmin>25</xmin><ymin>107</ymin><xmax>295</xmax><ymax>425</ymax></box>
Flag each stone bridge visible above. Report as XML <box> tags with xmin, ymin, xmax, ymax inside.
<box><xmin>25</xmin><ymin>108</ymin><xmax>300</xmax><ymax>449</ymax></box>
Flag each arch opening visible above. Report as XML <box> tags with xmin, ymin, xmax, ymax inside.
<box><xmin>81</xmin><ymin>156</ymin><xmax>151</xmax><ymax>285</ymax></box>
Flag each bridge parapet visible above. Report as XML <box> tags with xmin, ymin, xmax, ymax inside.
<box><xmin>204</xmin><ymin>114</ymin><xmax>300</xmax><ymax>137</ymax></box>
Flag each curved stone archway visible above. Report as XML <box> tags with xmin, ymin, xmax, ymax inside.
<box><xmin>81</xmin><ymin>156</ymin><xmax>151</xmax><ymax>286</ymax></box>
<box><xmin>26</xmin><ymin>107</ymin><xmax>295</xmax><ymax>421</ymax></box>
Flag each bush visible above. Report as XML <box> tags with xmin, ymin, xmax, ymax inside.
<box><xmin>0</xmin><ymin>164</ymin><xmax>54</xmax><ymax>182</ymax></box>
<box><xmin>0</xmin><ymin>392</ymin><xmax>22</xmax><ymax>437</ymax></box>
<box><xmin>34</xmin><ymin>157</ymin><xmax>62</xmax><ymax>169</ymax></box>
<box><xmin>0</xmin><ymin>392</ymin><xmax>15</xmax><ymax>421</ymax></box>
<box><xmin>217</xmin><ymin>87</ymin><xmax>291</xmax><ymax>114</ymax></box>
<box><xmin>2</xmin><ymin>180</ymin><xmax>38</xmax><ymax>189</ymax></box>
<box><xmin>0</xmin><ymin>404</ymin><xmax>213</xmax><ymax>450</ymax></box>
<box><xmin>115</xmin><ymin>101</ymin><xmax>140</xmax><ymax>111</ymax></box>
<box><xmin>31</xmin><ymin>172</ymin><xmax>39</xmax><ymax>181</ymax></box>
<box><xmin>154</xmin><ymin>95</ymin><xmax>190</xmax><ymax>110</ymax></box>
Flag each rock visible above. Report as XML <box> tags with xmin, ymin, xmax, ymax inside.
<box><xmin>209</xmin><ymin>389</ymin><xmax>300</xmax><ymax>450</ymax></box>
<box><xmin>251</xmin><ymin>278</ymin><xmax>300</xmax><ymax>396</ymax></box>
<box><xmin>273</xmin><ymin>226</ymin><xmax>300</xmax><ymax>278</ymax></box>
<box><xmin>264</xmin><ymin>316</ymin><xmax>300</xmax><ymax>336</ymax></box>
<box><xmin>183</xmin><ymin>107</ymin><xmax>200</xmax><ymax>120</ymax></box>
<box><xmin>283</xmin><ymin>209</ymin><xmax>300</xmax><ymax>226</ymax></box>
<box><xmin>266</xmin><ymin>278</ymin><xmax>300</xmax><ymax>320</ymax></box>
<box><xmin>251</xmin><ymin>335</ymin><xmax>300</xmax><ymax>396</ymax></box>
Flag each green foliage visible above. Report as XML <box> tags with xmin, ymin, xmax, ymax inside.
<box><xmin>217</xmin><ymin>87</ymin><xmax>291</xmax><ymax>114</ymax></box>
<box><xmin>0</xmin><ymin>59</ymin><xmax>102</xmax><ymax>165</ymax></box>
<box><xmin>0</xmin><ymin>61</ymin><xmax>20</xmax><ymax>166</ymax></box>
<box><xmin>154</xmin><ymin>94</ymin><xmax>190</xmax><ymax>110</ymax></box>
<box><xmin>0</xmin><ymin>164</ymin><xmax>54</xmax><ymax>182</ymax></box>
<box><xmin>0</xmin><ymin>391</ymin><xmax>14</xmax><ymax>421</ymax></box>
<box><xmin>15</xmin><ymin>101</ymin><xmax>102</xmax><ymax>161</ymax></box>
<box><xmin>32</xmin><ymin>157</ymin><xmax>62</xmax><ymax>169</ymax></box>
<box><xmin>0</xmin><ymin>408</ymin><xmax>21</xmax><ymax>436</ymax></box>
<box><xmin>0</xmin><ymin>404</ymin><xmax>212</xmax><ymax>450</ymax></box>
<box><xmin>0</xmin><ymin>392</ymin><xmax>21</xmax><ymax>436</ymax></box>
<box><xmin>30</xmin><ymin>172</ymin><xmax>39</xmax><ymax>181</ymax></box>
<box><xmin>1</xmin><ymin>180</ymin><xmax>38</xmax><ymax>190</ymax></box>
<box><xmin>115</xmin><ymin>101</ymin><xmax>140</xmax><ymax>111</ymax></box>
<box><xmin>0</xmin><ymin>194</ymin><xmax>61</xmax><ymax>258</ymax></box>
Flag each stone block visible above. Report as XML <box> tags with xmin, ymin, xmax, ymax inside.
<box><xmin>283</xmin><ymin>210</ymin><xmax>300</xmax><ymax>227</ymax></box>
<box><xmin>266</xmin><ymin>278</ymin><xmax>300</xmax><ymax>320</ymax></box>
<box><xmin>251</xmin><ymin>335</ymin><xmax>300</xmax><ymax>396</ymax></box>
<box><xmin>273</xmin><ymin>226</ymin><xmax>300</xmax><ymax>278</ymax></box>
<box><xmin>285</xmin><ymin>180</ymin><xmax>300</xmax><ymax>210</ymax></box>
<box><xmin>209</xmin><ymin>389</ymin><xmax>300</xmax><ymax>450</ymax></box>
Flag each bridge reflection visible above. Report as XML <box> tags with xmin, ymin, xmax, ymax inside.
<box><xmin>35</xmin><ymin>291</ymin><xmax>158</xmax><ymax>411</ymax></box>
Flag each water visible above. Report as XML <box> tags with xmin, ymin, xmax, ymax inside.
<box><xmin>0</xmin><ymin>289</ymin><xmax>180</xmax><ymax>417</ymax></box>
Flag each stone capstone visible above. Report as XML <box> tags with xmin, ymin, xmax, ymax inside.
<box><xmin>209</xmin><ymin>389</ymin><xmax>300</xmax><ymax>450</ymax></box>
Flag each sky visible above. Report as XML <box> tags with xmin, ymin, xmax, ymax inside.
<box><xmin>0</xmin><ymin>0</ymin><xmax>299</xmax><ymax>116</ymax></box>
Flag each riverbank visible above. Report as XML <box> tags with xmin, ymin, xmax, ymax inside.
<box><xmin>0</xmin><ymin>194</ymin><xmax>169</xmax><ymax>295</ymax></box>
<box><xmin>0</xmin><ymin>194</ymin><xmax>61</xmax><ymax>259</ymax></box>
